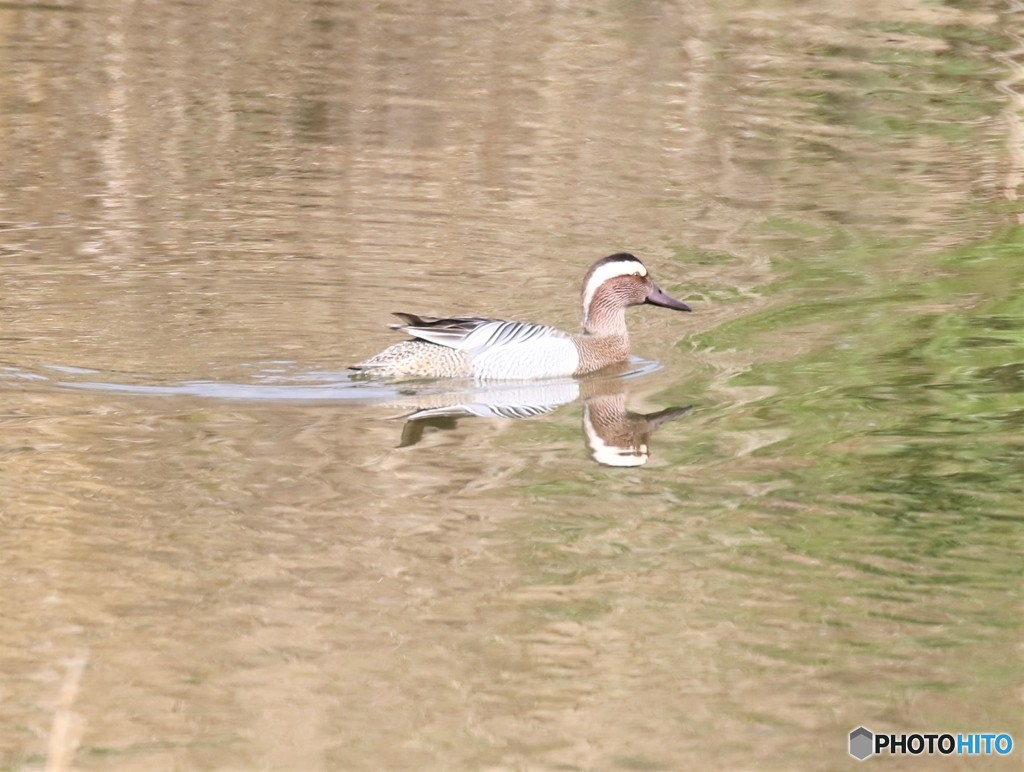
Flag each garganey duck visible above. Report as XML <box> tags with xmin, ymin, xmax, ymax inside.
<box><xmin>352</xmin><ymin>253</ymin><xmax>692</xmax><ymax>380</ymax></box>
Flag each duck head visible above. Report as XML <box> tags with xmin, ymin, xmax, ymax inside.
<box><xmin>581</xmin><ymin>253</ymin><xmax>691</xmax><ymax>335</ymax></box>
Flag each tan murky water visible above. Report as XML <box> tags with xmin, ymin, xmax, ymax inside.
<box><xmin>2</xmin><ymin>1</ymin><xmax>1021</xmax><ymax>770</ymax></box>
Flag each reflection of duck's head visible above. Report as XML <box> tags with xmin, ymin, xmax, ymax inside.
<box><xmin>352</xmin><ymin>252</ymin><xmax>692</xmax><ymax>380</ymax></box>
<box><xmin>580</xmin><ymin>380</ymin><xmax>691</xmax><ymax>467</ymax></box>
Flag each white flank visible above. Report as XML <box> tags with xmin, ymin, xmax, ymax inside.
<box><xmin>471</xmin><ymin>335</ymin><xmax>579</xmax><ymax>379</ymax></box>
<box><xmin>581</xmin><ymin>259</ymin><xmax>647</xmax><ymax>322</ymax></box>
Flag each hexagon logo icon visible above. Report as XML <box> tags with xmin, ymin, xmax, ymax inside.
<box><xmin>849</xmin><ymin>726</ymin><xmax>874</xmax><ymax>761</ymax></box>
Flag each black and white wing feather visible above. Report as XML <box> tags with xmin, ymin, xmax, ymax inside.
<box><xmin>391</xmin><ymin>313</ymin><xmax>568</xmax><ymax>353</ymax></box>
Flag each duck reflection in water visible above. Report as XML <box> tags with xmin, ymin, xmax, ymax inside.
<box><xmin>391</xmin><ymin>365</ymin><xmax>690</xmax><ymax>467</ymax></box>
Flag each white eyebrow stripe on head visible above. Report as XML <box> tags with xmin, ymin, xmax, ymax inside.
<box><xmin>581</xmin><ymin>260</ymin><xmax>647</xmax><ymax>318</ymax></box>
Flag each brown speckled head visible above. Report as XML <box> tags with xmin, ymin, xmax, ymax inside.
<box><xmin>580</xmin><ymin>253</ymin><xmax>691</xmax><ymax>336</ymax></box>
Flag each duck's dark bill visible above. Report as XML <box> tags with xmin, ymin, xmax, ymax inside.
<box><xmin>645</xmin><ymin>286</ymin><xmax>692</xmax><ymax>312</ymax></box>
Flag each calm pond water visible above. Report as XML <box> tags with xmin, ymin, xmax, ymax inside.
<box><xmin>1</xmin><ymin>1</ymin><xmax>1021</xmax><ymax>770</ymax></box>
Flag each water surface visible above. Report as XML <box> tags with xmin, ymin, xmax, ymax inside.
<box><xmin>1</xmin><ymin>1</ymin><xmax>1021</xmax><ymax>770</ymax></box>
